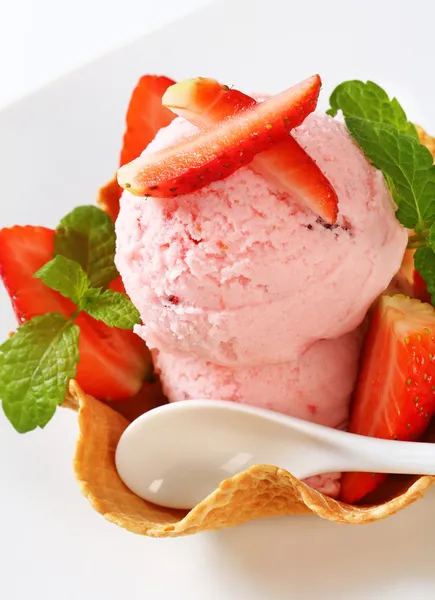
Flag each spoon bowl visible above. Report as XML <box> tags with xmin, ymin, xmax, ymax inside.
<box><xmin>115</xmin><ymin>400</ymin><xmax>435</xmax><ymax>509</ymax></box>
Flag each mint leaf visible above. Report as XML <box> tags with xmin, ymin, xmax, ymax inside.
<box><xmin>83</xmin><ymin>289</ymin><xmax>140</xmax><ymax>329</ymax></box>
<box><xmin>55</xmin><ymin>205</ymin><xmax>118</xmax><ymax>288</ymax></box>
<box><xmin>345</xmin><ymin>117</ymin><xmax>435</xmax><ymax>230</ymax></box>
<box><xmin>81</xmin><ymin>287</ymin><xmax>102</xmax><ymax>304</ymax></box>
<box><xmin>415</xmin><ymin>247</ymin><xmax>435</xmax><ymax>303</ymax></box>
<box><xmin>0</xmin><ymin>314</ymin><xmax>79</xmax><ymax>433</ymax></box>
<box><xmin>35</xmin><ymin>255</ymin><xmax>90</xmax><ymax>305</ymax></box>
<box><xmin>328</xmin><ymin>80</ymin><xmax>418</xmax><ymax>138</ymax></box>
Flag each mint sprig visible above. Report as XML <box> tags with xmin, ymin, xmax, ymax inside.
<box><xmin>55</xmin><ymin>205</ymin><xmax>118</xmax><ymax>288</ymax></box>
<box><xmin>344</xmin><ymin>117</ymin><xmax>435</xmax><ymax>231</ymax></box>
<box><xmin>0</xmin><ymin>314</ymin><xmax>79</xmax><ymax>433</ymax></box>
<box><xmin>328</xmin><ymin>80</ymin><xmax>433</xmax><ymax>233</ymax></box>
<box><xmin>327</xmin><ymin>80</ymin><xmax>418</xmax><ymax>139</ymax></box>
<box><xmin>82</xmin><ymin>289</ymin><xmax>141</xmax><ymax>330</ymax></box>
<box><xmin>0</xmin><ymin>205</ymin><xmax>143</xmax><ymax>433</ymax></box>
<box><xmin>328</xmin><ymin>80</ymin><xmax>435</xmax><ymax>303</ymax></box>
<box><xmin>35</xmin><ymin>251</ymin><xmax>140</xmax><ymax>330</ymax></box>
<box><xmin>35</xmin><ymin>255</ymin><xmax>90</xmax><ymax>305</ymax></box>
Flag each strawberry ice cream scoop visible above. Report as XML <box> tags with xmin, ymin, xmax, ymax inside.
<box><xmin>115</xmin><ymin>113</ymin><xmax>407</xmax><ymax>366</ymax></box>
<box><xmin>153</xmin><ymin>331</ymin><xmax>360</xmax><ymax>429</ymax></box>
<box><xmin>152</xmin><ymin>330</ymin><xmax>362</xmax><ymax>497</ymax></box>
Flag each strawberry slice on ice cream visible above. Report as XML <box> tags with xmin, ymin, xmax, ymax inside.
<box><xmin>0</xmin><ymin>226</ymin><xmax>151</xmax><ymax>401</ymax></box>
<box><xmin>118</xmin><ymin>75</ymin><xmax>322</xmax><ymax>198</ymax></box>
<box><xmin>163</xmin><ymin>77</ymin><xmax>338</xmax><ymax>224</ymax></box>
<box><xmin>340</xmin><ymin>295</ymin><xmax>435</xmax><ymax>504</ymax></box>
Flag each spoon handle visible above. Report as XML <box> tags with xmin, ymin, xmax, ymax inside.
<box><xmin>323</xmin><ymin>429</ymin><xmax>435</xmax><ymax>477</ymax></box>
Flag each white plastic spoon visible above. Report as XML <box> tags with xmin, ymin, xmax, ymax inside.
<box><xmin>115</xmin><ymin>400</ymin><xmax>435</xmax><ymax>509</ymax></box>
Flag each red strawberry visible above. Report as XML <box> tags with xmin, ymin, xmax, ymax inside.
<box><xmin>120</xmin><ymin>75</ymin><xmax>176</xmax><ymax>168</ymax></box>
<box><xmin>0</xmin><ymin>226</ymin><xmax>151</xmax><ymax>401</ymax></box>
<box><xmin>0</xmin><ymin>226</ymin><xmax>74</xmax><ymax>321</ymax></box>
<box><xmin>98</xmin><ymin>76</ymin><xmax>176</xmax><ymax>222</ymax></box>
<box><xmin>109</xmin><ymin>274</ymin><xmax>126</xmax><ymax>294</ymax></box>
<box><xmin>118</xmin><ymin>75</ymin><xmax>322</xmax><ymax>198</ymax></box>
<box><xmin>413</xmin><ymin>269</ymin><xmax>432</xmax><ymax>304</ymax></box>
<box><xmin>163</xmin><ymin>77</ymin><xmax>338</xmax><ymax>223</ymax></box>
<box><xmin>162</xmin><ymin>77</ymin><xmax>257</xmax><ymax>124</ymax></box>
<box><xmin>340</xmin><ymin>295</ymin><xmax>435</xmax><ymax>504</ymax></box>
<box><xmin>74</xmin><ymin>313</ymin><xmax>150</xmax><ymax>401</ymax></box>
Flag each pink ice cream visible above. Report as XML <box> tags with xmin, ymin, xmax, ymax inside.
<box><xmin>153</xmin><ymin>332</ymin><xmax>361</xmax><ymax>497</ymax></box>
<box><xmin>115</xmin><ymin>110</ymin><xmax>408</xmax><ymax>496</ymax></box>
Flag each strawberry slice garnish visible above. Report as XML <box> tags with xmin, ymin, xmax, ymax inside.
<box><xmin>340</xmin><ymin>295</ymin><xmax>435</xmax><ymax>504</ymax></box>
<box><xmin>98</xmin><ymin>75</ymin><xmax>176</xmax><ymax>222</ymax></box>
<box><xmin>0</xmin><ymin>226</ymin><xmax>151</xmax><ymax>401</ymax></box>
<box><xmin>163</xmin><ymin>77</ymin><xmax>338</xmax><ymax>223</ymax></box>
<box><xmin>0</xmin><ymin>226</ymin><xmax>74</xmax><ymax>321</ymax></box>
<box><xmin>120</xmin><ymin>74</ymin><xmax>176</xmax><ymax>168</ymax></box>
<box><xmin>118</xmin><ymin>75</ymin><xmax>322</xmax><ymax>198</ymax></box>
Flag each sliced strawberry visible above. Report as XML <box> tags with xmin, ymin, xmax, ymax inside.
<box><xmin>162</xmin><ymin>77</ymin><xmax>257</xmax><ymax>124</ymax></box>
<box><xmin>109</xmin><ymin>274</ymin><xmax>126</xmax><ymax>294</ymax></box>
<box><xmin>0</xmin><ymin>226</ymin><xmax>151</xmax><ymax>401</ymax></box>
<box><xmin>340</xmin><ymin>295</ymin><xmax>435</xmax><ymax>504</ymax></box>
<box><xmin>118</xmin><ymin>75</ymin><xmax>322</xmax><ymax>198</ymax></box>
<box><xmin>74</xmin><ymin>313</ymin><xmax>151</xmax><ymax>401</ymax></box>
<box><xmin>98</xmin><ymin>76</ymin><xmax>176</xmax><ymax>222</ymax></box>
<box><xmin>120</xmin><ymin>74</ymin><xmax>176</xmax><ymax>168</ymax></box>
<box><xmin>163</xmin><ymin>77</ymin><xmax>338</xmax><ymax>223</ymax></box>
<box><xmin>0</xmin><ymin>226</ymin><xmax>75</xmax><ymax>321</ymax></box>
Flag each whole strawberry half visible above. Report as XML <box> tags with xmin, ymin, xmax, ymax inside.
<box><xmin>340</xmin><ymin>294</ymin><xmax>435</xmax><ymax>504</ymax></box>
<box><xmin>99</xmin><ymin>75</ymin><xmax>176</xmax><ymax>221</ymax></box>
<box><xmin>120</xmin><ymin>74</ymin><xmax>176</xmax><ymax>168</ymax></box>
<box><xmin>0</xmin><ymin>226</ymin><xmax>152</xmax><ymax>401</ymax></box>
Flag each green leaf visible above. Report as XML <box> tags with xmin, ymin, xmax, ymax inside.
<box><xmin>55</xmin><ymin>205</ymin><xmax>119</xmax><ymax>288</ymax></box>
<box><xmin>0</xmin><ymin>314</ymin><xmax>80</xmax><ymax>433</ymax></box>
<box><xmin>35</xmin><ymin>255</ymin><xmax>90</xmax><ymax>305</ymax></box>
<box><xmin>83</xmin><ymin>289</ymin><xmax>140</xmax><ymax>330</ymax></box>
<box><xmin>327</xmin><ymin>80</ymin><xmax>418</xmax><ymax>138</ymax></box>
<box><xmin>344</xmin><ymin>117</ymin><xmax>435</xmax><ymax>230</ymax></box>
<box><xmin>415</xmin><ymin>247</ymin><xmax>435</xmax><ymax>304</ymax></box>
<box><xmin>81</xmin><ymin>287</ymin><xmax>102</xmax><ymax>304</ymax></box>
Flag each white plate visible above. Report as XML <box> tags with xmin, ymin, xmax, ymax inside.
<box><xmin>1</xmin><ymin>1</ymin><xmax>435</xmax><ymax>598</ymax></box>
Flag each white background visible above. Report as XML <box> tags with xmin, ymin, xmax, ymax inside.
<box><xmin>2</xmin><ymin>0</ymin><xmax>435</xmax><ymax>598</ymax></box>
<box><xmin>0</xmin><ymin>0</ymin><xmax>213</xmax><ymax>109</ymax></box>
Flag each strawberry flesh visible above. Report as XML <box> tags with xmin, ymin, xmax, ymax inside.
<box><xmin>98</xmin><ymin>75</ymin><xmax>176</xmax><ymax>222</ymax></box>
<box><xmin>0</xmin><ymin>226</ymin><xmax>75</xmax><ymax>321</ymax></box>
<box><xmin>340</xmin><ymin>295</ymin><xmax>435</xmax><ymax>504</ymax></box>
<box><xmin>0</xmin><ymin>226</ymin><xmax>151</xmax><ymax>401</ymax></box>
<box><xmin>120</xmin><ymin>75</ymin><xmax>176</xmax><ymax>168</ymax></box>
<box><xmin>413</xmin><ymin>269</ymin><xmax>432</xmax><ymax>304</ymax></box>
<box><xmin>163</xmin><ymin>77</ymin><xmax>338</xmax><ymax>224</ymax></box>
<box><xmin>118</xmin><ymin>75</ymin><xmax>322</xmax><ymax>198</ymax></box>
